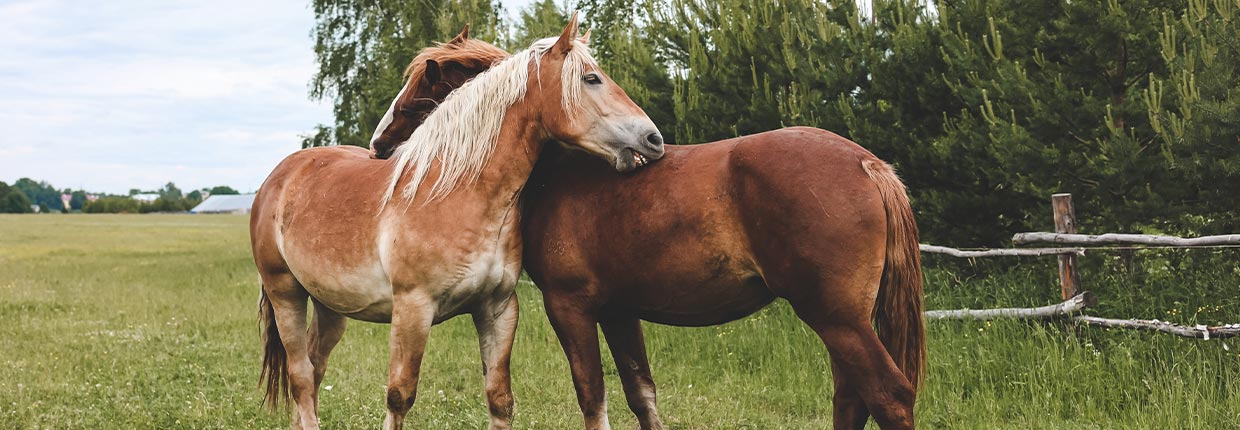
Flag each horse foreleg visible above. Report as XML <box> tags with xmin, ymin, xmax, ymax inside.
<box><xmin>545</xmin><ymin>297</ymin><xmax>610</xmax><ymax>430</ymax></box>
<box><xmin>384</xmin><ymin>291</ymin><xmax>435</xmax><ymax>430</ymax></box>
<box><xmin>308</xmin><ymin>299</ymin><xmax>347</xmax><ymax>418</ymax></box>
<box><xmin>600</xmin><ymin>318</ymin><xmax>664</xmax><ymax>430</ymax></box>
<box><xmin>267</xmin><ymin>287</ymin><xmax>321</xmax><ymax>430</ymax></box>
<box><xmin>472</xmin><ymin>294</ymin><xmax>520</xmax><ymax>430</ymax></box>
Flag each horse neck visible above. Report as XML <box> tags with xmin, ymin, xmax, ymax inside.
<box><xmin>460</xmin><ymin>100</ymin><xmax>544</xmax><ymax>205</ymax></box>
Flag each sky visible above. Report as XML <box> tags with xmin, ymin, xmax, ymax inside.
<box><xmin>0</xmin><ymin>0</ymin><xmax>536</xmax><ymax>195</ymax></box>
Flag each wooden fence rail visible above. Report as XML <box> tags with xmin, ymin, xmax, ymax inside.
<box><xmin>1012</xmin><ymin>232</ymin><xmax>1240</xmax><ymax>247</ymax></box>
<box><xmin>918</xmin><ymin>193</ymin><xmax>1239</xmax><ymax>341</ymax></box>
<box><xmin>924</xmin><ymin>292</ymin><xmax>1095</xmax><ymax>320</ymax></box>
<box><xmin>1074</xmin><ymin>316</ymin><xmax>1240</xmax><ymax>340</ymax></box>
<box><xmin>919</xmin><ymin>244</ymin><xmax>1084</xmax><ymax>257</ymax></box>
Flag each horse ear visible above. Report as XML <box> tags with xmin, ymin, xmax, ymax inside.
<box><xmin>579</xmin><ymin>28</ymin><xmax>592</xmax><ymax>45</ymax></box>
<box><xmin>552</xmin><ymin>11</ymin><xmax>580</xmax><ymax>53</ymax></box>
<box><xmin>448</xmin><ymin>23</ymin><xmax>470</xmax><ymax>45</ymax></box>
<box><xmin>424</xmin><ymin>59</ymin><xmax>442</xmax><ymax>84</ymax></box>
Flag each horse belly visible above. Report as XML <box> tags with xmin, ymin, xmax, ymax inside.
<box><xmin>626</xmin><ymin>272</ymin><xmax>775</xmax><ymax>327</ymax></box>
<box><xmin>296</xmin><ymin>264</ymin><xmax>394</xmax><ymax>323</ymax></box>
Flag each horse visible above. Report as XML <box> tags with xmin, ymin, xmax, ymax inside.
<box><xmin>376</xmin><ymin>35</ymin><xmax>927</xmax><ymax>430</ymax></box>
<box><xmin>249</xmin><ymin>16</ymin><xmax>665</xmax><ymax>430</ymax></box>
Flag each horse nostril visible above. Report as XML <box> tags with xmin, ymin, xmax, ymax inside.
<box><xmin>645</xmin><ymin>133</ymin><xmax>663</xmax><ymax>146</ymax></box>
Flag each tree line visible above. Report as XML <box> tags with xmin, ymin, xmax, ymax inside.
<box><xmin>305</xmin><ymin>0</ymin><xmax>1240</xmax><ymax>246</ymax></box>
<box><xmin>0</xmin><ymin>178</ymin><xmax>242</xmax><ymax>214</ymax></box>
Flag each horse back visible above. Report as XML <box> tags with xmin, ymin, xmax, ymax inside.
<box><xmin>523</xmin><ymin>127</ymin><xmax>890</xmax><ymax>322</ymax></box>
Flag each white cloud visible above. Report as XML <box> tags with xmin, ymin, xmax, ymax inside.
<box><xmin>0</xmin><ymin>0</ymin><xmax>545</xmax><ymax>194</ymax></box>
<box><xmin>0</xmin><ymin>0</ymin><xmax>330</xmax><ymax>194</ymax></box>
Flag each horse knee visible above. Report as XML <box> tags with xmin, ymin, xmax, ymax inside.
<box><xmin>486</xmin><ymin>386</ymin><xmax>514</xmax><ymax>419</ymax></box>
<box><xmin>386</xmin><ymin>385</ymin><xmax>415</xmax><ymax>414</ymax></box>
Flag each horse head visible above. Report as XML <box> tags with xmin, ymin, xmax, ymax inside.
<box><xmin>527</xmin><ymin>14</ymin><xmax>664</xmax><ymax>172</ymax></box>
<box><xmin>370</xmin><ymin>24</ymin><xmax>510</xmax><ymax>159</ymax></box>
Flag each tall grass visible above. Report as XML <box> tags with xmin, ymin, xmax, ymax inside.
<box><xmin>0</xmin><ymin>215</ymin><xmax>1236</xmax><ymax>429</ymax></box>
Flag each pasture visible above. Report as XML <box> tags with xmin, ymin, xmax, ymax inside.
<box><xmin>1</xmin><ymin>214</ymin><xmax>1237</xmax><ymax>429</ymax></box>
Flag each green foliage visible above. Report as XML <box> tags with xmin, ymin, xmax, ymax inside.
<box><xmin>68</xmin><ymin>190</ymin><xmax>87</xmax><ymax>211</ymax></box>
<box><xmin>207</xmin><ymin>185</ymin><xmax>239</xmax><ymax>195</ymax></box>
<box><xmin>79</xmin><ymin>182</ymin><xmax>200</xmax><ymax>214</ymax></box>
<box><xmin>13</xmin><ymin>178</ymin><xmax>63</xmax><ymax>212</ymax></box>
<box><xmin>646</xmin><ymin>0</ymin><xmax>1240</xmax><ymax>245</ymax></box>
<box><xmin>306</xmin><ymin>0</ymin><xmax>1239</xmax><ymax>244</ymax></box>
<box><xmin>0</xmin><ymin>181</ymin><xmax>34</xmax><ymax>213</ymax></box>
<box><xmin>82</xmin><ymin>196</ymin><xmax>195</xmax><ymax>214</ymax></box>
<box><xmin>83</xmin><ymin>196</ymin><xmax>142</xmax><ymax>214</ymax></box>
<box><xmin>508</xmin><ymin>0</ymin><xmax>569</xmax><ymax>50</ymax></box>
<box><xmin>158</xmin><ymin>182</ymin><xmax>182</xmax><ymax>201</ymax></box>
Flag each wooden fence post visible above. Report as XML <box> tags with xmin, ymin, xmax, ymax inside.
<box><xmin>1052</xmin><ymin>193</ymin><xmax>1081</xmax><ymax>300</ymax></box>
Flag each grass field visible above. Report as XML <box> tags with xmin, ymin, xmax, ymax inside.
<box><xmin>1</xmin><ymin>214</ymin><xmax>1237</xmax><ymax>429</ymax></box>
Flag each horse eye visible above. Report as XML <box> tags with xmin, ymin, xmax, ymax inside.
<box><xmin>583</xmin><ymin>74</ymin><xmax>602</xmax><ymax>85</ymax></box>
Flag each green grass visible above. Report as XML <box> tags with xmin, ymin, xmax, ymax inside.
<box><xmin>0</xmin><ymin>214</ymin><xmax>1237</xmax><ymax>429</ymax></box>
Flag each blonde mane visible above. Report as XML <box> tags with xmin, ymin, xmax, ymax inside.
<box><xmin>382</xmin><ymin>36</ymin><xmax>596</xmax><ymax>206</ymax></box>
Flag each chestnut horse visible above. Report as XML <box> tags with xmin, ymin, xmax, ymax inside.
<box><xmin>250</xmin><ymin>18</ymin><xmax>664</xmax><ymax>430</ymax></box>
<box><xmin>375</xmin><ymin>39</ymin><xmax>925</xmax><ymax>430</ymax></box>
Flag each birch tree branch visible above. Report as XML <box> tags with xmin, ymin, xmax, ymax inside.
<box><xmin>920</xmin><ymin>244</ymin><xmax>1085</xmax><ymax>257</ymax></box>
<box><xmin>1012</xmin><ymin>232</ymin><xmax>1240</xmax><ymax>247</ymax></box>
<box><xmin>924</xmin><ymin>292</ymin><xmax>1096</xmax><ymax>320</ymax></box>
<box><xmin>1073</xmin><ymin>316</ymin><xmax>1240</xmax><ymax>339</ymax></box>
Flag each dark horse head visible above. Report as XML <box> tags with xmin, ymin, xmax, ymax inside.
<box><xmin>368</xmin><ymin>25</ymin><xmax>510</xmax><ymax>159</ymax></box>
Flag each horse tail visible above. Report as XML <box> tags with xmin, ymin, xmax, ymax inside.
<box><xmin>862</xmin><ymin>158</ymin><xmax>926</xmax><ymax>392</ymax></box>
<box><xmin>258</xmin><ymin>288</ymin><xmax>290</xmax><ymax>409</ymax></box>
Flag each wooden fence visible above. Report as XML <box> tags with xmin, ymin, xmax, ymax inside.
<box><xmin>920</xmin><ymin>193</ymin><xmax>1240</xmax><ymax>340</ymax></box>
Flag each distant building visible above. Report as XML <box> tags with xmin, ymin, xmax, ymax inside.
<box><xmin>131</xmin><ymin>193</ymin><xmax>160</xmax><ymax>202</ymax></box>
<box><xmin>31</xmin><ymin>205</ymin><xmax>40</xmax><ymax>213</ymax></box>
<box><xmin>189</xmin><ymin>194</ymin><xmax>256</xmax><ymax>214</ymax></box>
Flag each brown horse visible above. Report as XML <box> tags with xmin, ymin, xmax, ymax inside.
<box><xmin>376</xmin><ymin>39</ymin><xmax>925</xmax><ymax>430</ymax></box>
<box><xmin>368</xmin><ymin>25</ymin><xmax>507</xmax><ymax>160</ymax></box>
<box><xmin>250</xmin><ymin>17</ymin><xmax>664</xmax><ymax>430</ymax></box>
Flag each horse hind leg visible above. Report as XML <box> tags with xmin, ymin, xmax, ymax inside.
<box><xmin>472</xmin><ymin>294</ymin><xmax>520</xmax><ymax>430</ymax></box>
<box><xmin>776</xmin><ymin>265</ymin><xmax>913</xmax><ymax>429</ymax></box>
<box><xmin>820</xmin><ymin>321</ymin><xmax>915</xmax><ymax>429</ymax></box>
<box><xmin>793</xmin><ymin>299</ymin><xmax>915</xmax><ymax>430</ymax></box>
<box><xmin>262</xmin><ymin>275</ymin><xmax>322</xmax><ymax>430</ymax></box>
<box><xmin>829</xmin><ymin>354</ymin><xmax>871</xmax><ymax>429</ymax></box>
<box><xmin>600</xmin><ymin>317</ymin><xmax>665</xmax><ymax>430</ymax></box>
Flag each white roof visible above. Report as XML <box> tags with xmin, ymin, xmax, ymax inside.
<box><xmin>190</xmin><ymin>194</ymin><xmax>256</xmax><ymax>213</ymax></box>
